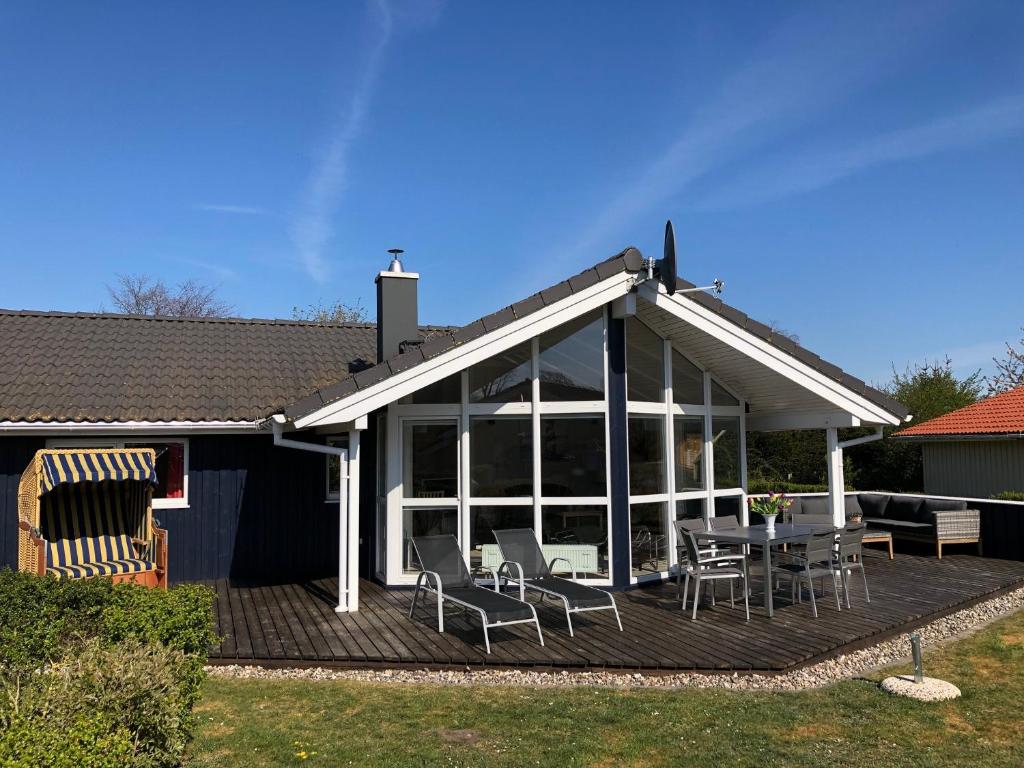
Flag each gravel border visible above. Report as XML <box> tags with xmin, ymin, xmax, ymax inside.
<box><xmin>205</xmin><ymin>586</ymin><xmax>1023</xmax><ymax>691</ymax></box>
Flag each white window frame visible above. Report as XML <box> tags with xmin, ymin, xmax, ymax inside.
<box><xmin>44</xmin><ymin>436</ymin><xmax>191</xmax><ymax>510</ymax></box>
<box><xmin>624</xmin><ymin>320</ymin><xmax>747</xmax><ymax>584</ymax></box>
<box><xmin>385</xmin><ymin>308</ymin><xmax>612</xmax><ymax>586</ymax></box>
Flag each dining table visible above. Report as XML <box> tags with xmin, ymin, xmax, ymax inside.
<box><xmin>692</xmin><ymin>523</ymin><xmax>833</xmax><ymax>617</ymax></box>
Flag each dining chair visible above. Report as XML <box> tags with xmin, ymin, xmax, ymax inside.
<box><xmin>772</xmin><ymin>529</ymin><xmax>842</xmax><ymax>618</ymax></box>
<box><xmin>677</xmin><ymin>527</ymin><xmax>750</xmax><ymax>621</ymax></box>
<box><xmin>834</xmin><ymin>523</ymin><xmax>870</xmax><ymax>607</ymax></box>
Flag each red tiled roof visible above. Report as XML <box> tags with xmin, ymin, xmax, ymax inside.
<box><xmin>895</xmin><ymin>386</ymin><xmax>1024</xmax><ymax>438</ymax></box>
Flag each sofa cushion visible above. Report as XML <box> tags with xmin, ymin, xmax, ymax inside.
<box><xmin>845</xmin><ymin>495</ymin><xmax>863</xmax><ymax>520</ymax></box>
<box><xmin>857</xmin><ymin>493</ymin><xmax>890</xmax><ymax>519</ymax></box>
<box><xmin>922</xmin><ymin>498</ymin><xmax>968</xmax><ymax>514</ymax></box>
<box><xmin>797</xmin><ymin>496</ymin><xmax>830</xmax><ymax>516</ymax></box>
<box><xmin>887</xmin><ymin>495</ymin><xmax>926</xmax><ymax>523</ymax></box>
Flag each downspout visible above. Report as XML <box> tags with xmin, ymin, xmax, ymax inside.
<box><xmin>269</xmin><ymin>414</ymin><xmax>352</xmax><ymax>613</ymax></box>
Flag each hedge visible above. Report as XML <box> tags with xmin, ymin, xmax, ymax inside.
<box><xmin>0</xmin><ymin>570</ymin><xmax>216</xmax><ymax>768</ymax></box>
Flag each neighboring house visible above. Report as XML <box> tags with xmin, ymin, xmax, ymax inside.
<box><xmin>0</xmin><ymin>248</ymin><xmax>908</xmax><ymax>610</ymax></box>
<box><xmin>894</xmin><ymin>386</ymin><xmax>1024</xmax><ymax>499</ymax></box>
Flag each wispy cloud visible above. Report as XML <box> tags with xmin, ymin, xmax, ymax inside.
<box><xmin>193</xmin><ymin>203</ymin><xmax>270</xmax><ymax>216</ymax></box>
<box><xmin>700</xmin><ymin>95</ymin><xmax>1024</xmax><ymax>209</ymax></box>
<box><xmin>177</xmin><ymin>258</ymin><xmax>239</xmax><ymax>281</ymax></box>
<box><xmin>289</xmin><ymin>0</ymin><xmax>394</xmax><ymax>284</ymax></box>
<box><xmin>548</xmin><ymin>2</ymin><xmax>958</xmax><ymax>269</ymax></box>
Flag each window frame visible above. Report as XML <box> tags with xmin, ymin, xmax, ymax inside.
<box><xmin>44</xmin><ymin>436</ymin><xmax>190</xmax><ymax>510</ymax></box>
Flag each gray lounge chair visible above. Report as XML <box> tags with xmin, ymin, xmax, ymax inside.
<box><xmin>491</xmin><ymin>528</ymin><xmax>623</xmax><ymax>637</ymax></box>
<box><xmin>409</xmin><ymin>534</ymin><xmax>544</xmax><ymax>654</ymax></box>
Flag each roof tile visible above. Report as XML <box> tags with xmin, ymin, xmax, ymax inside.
<box><xmin>896</xmin><ymin>385</ymin><xmax>1024</xmax><ymax>437</ymax></box>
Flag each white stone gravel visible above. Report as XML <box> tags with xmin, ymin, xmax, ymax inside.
<box><xmin>205</xmin><ymin>586</ymin><xmax>1024</xmax><ymax>692</ymax></box>
<box><xmin>881</xmin><ymin>675</ymin><xmax>961</xmax><ymax>701</ymax></box>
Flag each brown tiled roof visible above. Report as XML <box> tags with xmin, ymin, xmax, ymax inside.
<box><xmin>284</xmin><ymin>250</ymin><xmax>909</xmax><ymax>422</ymax></box>
<box><xmin>0</xmin><ymin>309</ymin><xmax>446</xmax><ymax>424</ymax></box>
<box><xmin>894</xmin><ymin>385</ymin><xmax>1024</xmax><ymax>438</ymax></box>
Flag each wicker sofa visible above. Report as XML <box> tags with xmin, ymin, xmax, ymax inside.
<box><xmin>786</xmin><ymin>493</ymin><xmax>981</xmax><ymax>559</ymax></box>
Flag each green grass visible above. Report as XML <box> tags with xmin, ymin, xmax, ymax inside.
<box><xmin>189</xmin><ymin>608</ymin><xmax>1024</xmax><ymax>767</ymax></box>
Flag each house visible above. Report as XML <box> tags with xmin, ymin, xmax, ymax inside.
<box><xmin>0</xmin><ymin>246</ymin><xmax>909</xmax><ymax>610</ymax></box>
<box><xmin>894</xmin><ymin>385</ymin><xmax>1024</xmax><ymax>498</ymax></box>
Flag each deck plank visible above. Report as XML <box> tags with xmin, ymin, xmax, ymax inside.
<box><xmin>204</xmin><ymin>552</ymin><xmax>1024</xmax><ymax>672</ymax></box>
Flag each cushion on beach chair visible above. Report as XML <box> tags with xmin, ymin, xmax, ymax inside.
<box><xmin>47</xmin><ymin>558</ymin><xmax>155</xmax><ymax>579</ymax></box>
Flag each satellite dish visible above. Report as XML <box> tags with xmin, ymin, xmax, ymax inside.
<box><xmin>657</xmin><ymin>219</ymin><xmax>677</xmax><ymax>295</ymax></box>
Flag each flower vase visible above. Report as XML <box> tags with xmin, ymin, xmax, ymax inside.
<box><xmin>763</xmin><ymin>513</ymin><xmax>777</xmax><ymax>534</ymax></box>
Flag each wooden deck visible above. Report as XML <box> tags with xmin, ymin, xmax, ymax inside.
<box><xmin>206</xmin><ymin>551</ymin><xmax>1024</xmax><ymax>673</ymax></box>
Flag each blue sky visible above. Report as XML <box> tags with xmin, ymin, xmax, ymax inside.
<box><xmin>1</xmin><ymin>1</ymin><xmax>1022</xmax><ymax>386</ymax></box>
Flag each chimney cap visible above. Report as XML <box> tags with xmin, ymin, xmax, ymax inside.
<box><xmin>386</xmin><ymin>248</ymin><xmax>405</xmax><ymax>273</ymax></box>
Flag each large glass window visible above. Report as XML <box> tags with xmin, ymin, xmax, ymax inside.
<box><xmin>541</xmin><ymin>416</ymin><xmax>606</xmax><ymax>497</ymax></box>
<box><xmin>403</xmin><ymin>373</ymin><xmax>461</xmax><ymax>404</ymax></box>
<box><xmin>676</xmin><ymin>498</ymin><xmax>705</xmax><ymax>521</ymax></box>
<box><xmin>713</xmin><ymin>496</ymin><xmax>743</xmax><ymax>520</ymax></box>
<box><xmin>626</xmin><ymin>318</ymin><xmax>664</xmax><ymax>402</ymax></box>
<box><xmin>470</xmin><ymin>417</ymin><xmax>532</xmax><ymax>497</ymax></box>
<box><xmin>469</xmin><ymin>505</ymin><xmax>534</xmax><ymax>568</ymax></box>
<box><xmin>402</xmin><ymin>507</ymin><xmax>458</xmax><ymax>572</ymax></box>
<box><xmin>673</xmin><ymin>416</ymin><xmax>705</xmax><ymax>491</ymax></box>
<box><xmin>542</xmin><ymin>505</ymin><xmax>608</xmax><ymax>577</ymax></box>
<box><xmin>402</xmin><ymin>421</ymin><xmax>458</xmax><ymax>498</ymax></box>
<box><xmin>469</xmin><ymin>342</ymin><xmax>532</xmax><ymax>402</ymax></box>
<box><xmin>538</xmin><ymin>310</ymin><xmax>604</xmax><ymax>401</ymax></box>
<box><xmin>630</xmin><ymin>502</ymin><xmax>667</xmax><ymax>575</ymax></box>
<box><xmin>628</xmin><ymin>416</ymin><xmax>665</xmax><ymax>495</ymax></box>
<box><xmin>711</xmin><ymin>379</ymin><xmax>739</xmax><ymax>406</ymax></box>
<box><xmin>711</xmin><ymin>416</ymin><xmax>742</xmax><ymax>489</ymax></box>
<box><xmin>672</xmin><ymin>350</ymin><xmax>704</xmax><ymax>405</ymax></box>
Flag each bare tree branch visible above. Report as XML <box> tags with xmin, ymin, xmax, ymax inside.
<box><xmin>988</xmin><ymin>326</ymin><xmax>1024</xmax><ymax>396</ymax></box>
<box><xmin>292</xmin><ymin>299</ymin><xmax>368</xmax><ymax>325</ymax></box>
<box><xmin>106</xmin><ymin>274</ymin><xmax>233</xmax><ymax>317</ymax></box>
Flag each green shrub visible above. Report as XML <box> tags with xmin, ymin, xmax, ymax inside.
<box><xmin>991</xmin><ymin>490</ymin><xmax>1024</xmax><ymax>501</ymax></box>
<box><xmin>0</xmin><ymin>570</ymin><xmax>217</xmax><ymax>767</ymax></box>
<box><xmin>746</xmin><ymin>479</ymin><xmax>830</xmax><ymax>495</ymax></box>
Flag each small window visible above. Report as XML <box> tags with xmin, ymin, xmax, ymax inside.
<box><xmin>673</xmin><ymin>416</ymin><xmax>705</xmax><ymax>492</ymax></box>
<box><xmin>47</xmin><ymin>438</ymin><xmax>190</xmax><ymax>510</ymax></box>
<box><xmin>324</xmin><ymin>435</ymin><xmax>349</xmax><ymax>501</ymax></box>
<box><xmin>626</xmin><ymin>318</ymin><xmax>664</xmax><ymax>402</ymax></box>
<box><xmin>402</xmin><ymin>421</ymin><xmax>459</xmax><ymax>498</ymax></box>
<box><xmin>470</xmin><ymin>417</ymin><xmax>532</xmax><ymax>497</ymax></box>
<box><xmin>469</xmin><ymin>342</ymin><xmax>532</xmax><ymax>402</ymax></box>
<box><xmin>541</xmin><ymin>416</ymin><xmax>607</xmax><ymax>497</ymax></box>
<box><xmin>711</xmin><ymin>416</ymin><xmax>742</xmax><ymax>489</ymax></box>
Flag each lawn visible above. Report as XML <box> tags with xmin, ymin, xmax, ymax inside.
<box><xmin>189</xmin><ymin>608</ymin><xmax>1024</xmax><ymax>767</ymax></box>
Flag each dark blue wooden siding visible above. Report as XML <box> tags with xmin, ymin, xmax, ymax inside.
<box><xmin>0</xmin><ymin>434</ymin><xmax>362</xmax><ymax>584</ymax></box>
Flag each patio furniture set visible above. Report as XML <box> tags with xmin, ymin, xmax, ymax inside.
<box><xmin>409</xmin><ymin>515</ymin><xmax>872</xmax><ymax>652</ymax></box>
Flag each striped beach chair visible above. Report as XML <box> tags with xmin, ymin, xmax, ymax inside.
<box><xmin>18</xmin><ymin>449</ymin><xmax>168</xmax><ymax>588</ymax></box>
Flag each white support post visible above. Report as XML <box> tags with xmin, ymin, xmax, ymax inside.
<box><xmin>826</xmin><ymin>427</ymin><xmax>845</xmax><ymax>528</ymax></box>
<box><xmin>344</xmin><ymin>428</ymin><xmax>362</xmax><ymax>612</ymax></box>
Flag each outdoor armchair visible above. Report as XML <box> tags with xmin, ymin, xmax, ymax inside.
<box><xmin>491</xmin><ymin>528</ymin><xmax>622</xmax><ymax>636</ymax></box>
<box><xmin>409</xmin><ymin>534</ymin><xmax>544</xmax><ymax>654</ymax></box>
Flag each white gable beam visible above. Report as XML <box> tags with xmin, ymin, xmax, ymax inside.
<box><xmin>296</xmin><ymin>273</ymin><xmax>635</xmax><ymax>428</ymax></box>
<box><xmin>746</xmin><ymin>411</ymin><xmax>861</xmax><ymax>432</ymax></box>
<box><xmin>639</xmin><ymin>283</ymin><xmax>901</xmax><ymax>426</ymax></box>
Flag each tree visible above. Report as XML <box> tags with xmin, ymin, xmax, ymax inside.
<box><xmin>987</xmin><ymin>327</ymin><xmax>1024</xmax><ymax>396</ymax></box>
<box><xmin>848</xmin><ymin>358</ymin><xmax>983</xmax><ymax>492</ymax></box>
<box><xmin>291</xmin><ymin>299</ymin><xmax>367</xmax><ymax>325</ymax></box>
<box><xmin>106</xmin><ymin>274</ymin><xmax>233</xmax><ymax>317</ymax></box>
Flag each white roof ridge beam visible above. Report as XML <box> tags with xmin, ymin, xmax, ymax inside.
<box><xmin>639</xmin><ymin>283</ymin><xmax>901</xmax><ymax>427</ymax></box>
<box><xmin>296</xmin><ymin>272</ymin><xmax>635</xmax><ymax>429</ymax></box>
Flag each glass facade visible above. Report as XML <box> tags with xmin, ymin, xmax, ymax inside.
<box><xmin>674</xmin><ymin>416</ymin><xmax>705</xmax><ymax>491</ymax></box>
<box><xmin>402</xmin><ymin>507</ymin><xmax>458</xmax><ymax>572</ymax></box>
<box><xmin>469</xmin><ymin>342</ymin><xmax>532</xmax><ymax>402</ymax></box>
<box><xmin>402</xmin><ymin>421</ymin><xmax>458</xmax><ymax>498</ymax></box>
<box><xmin>470</xmin><ymin>417</ymin><xmax>532</xmax><ymax>497</ymax></box>
<box><xmin>628</xmin><ymin>416</ymin><xmax>666</xmax><ymax>496</ymax></box>
<box><xmin>542</xmin><ymin>505</ymin><xmax>609</xmax><ymax>577</ymax></box>
<box><xmin>712</xmin><ymin>416</ymin><xmax>742</xmax><ymax>489</ymax></box>
<box><xmin>626</xmin><ymin>317</ymin><xmax>664</xmax><ymax>402</ymax></box>
<box><xmin>541</xmin><ymin>416</ymin><xmax>606</xmax><ymax>497</ymax></box>
<box><xmin>630</xmin><ymin>502</ymin><xmax>668</xmax><ymax>575</ymax></box>
<box><xmin>672</xmin><ymin>350</ymin><xmax>704</xmax><ymax>405</ymax></box>
<box><xmin>469</xmin><ymin>505</ymin><xmax>534</xmax><ymax>568</ymax></box>
<box><xmin>539</xmin><ymin>310</ymin><xmax>604</xmax><ymax>401</ymax></box>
